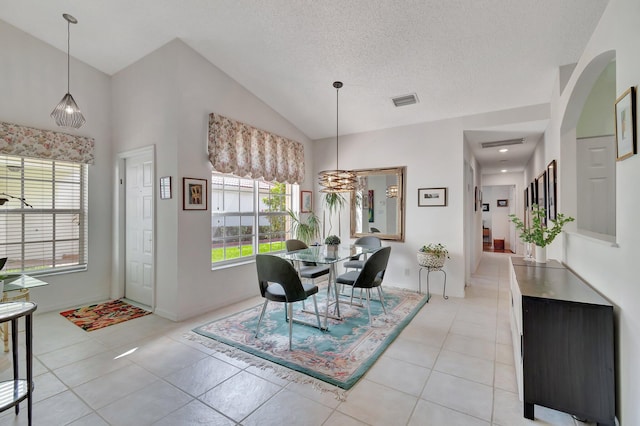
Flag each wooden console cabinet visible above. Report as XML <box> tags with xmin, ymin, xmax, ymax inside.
<box><xmin>509</xmin><ymin>257</ymin><xmax>615</xmax><ymax>426</ymax></box>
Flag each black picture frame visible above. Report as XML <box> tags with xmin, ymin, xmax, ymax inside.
<box><xmin>482</xmin><ymin>203</ymin><xmax>489</xmax><ymax>212</ymax></box>
<box><xmin>418</xmin><ymin>187</ymin><xmax>447</xmax><ymax>207</ymax></box>
<box><xmin>547</xmin><ymin>160</ymin><xmax>557</xmax><ymax>221</ymax></box>
<box><xmin>615</xmin><ymin>86</ymin><xmax>637</xmax><ymax>161</ymax></box>
<box><xmin>497</xmin><ymin>199</ymin><xmax>508</xmax><ymax>207</ymax></box>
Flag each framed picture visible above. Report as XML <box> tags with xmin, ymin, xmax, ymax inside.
<box><xmin>418</xmin><ymin>187</ymin><xmax>447</xmax><ymax>207</ymax></box>
<box><xmin>615</xmin><ymin>86</ymin><xmax>636</xmax><ymax>161</ymax></box>
<box><xmin>524</xmin><ymin>188</ymin><xmax>529</xmax><ymax>230</ymax></box>
<box><xmin>497</xmin><ymin>199</ymin><xmax>508</xmax><ymax>207</ymax></box>
<box><xmin>482</xmin><ymin>203</ymin><xmax>489</xmax><ymax>212</ymax></box>
<box><xmin>547</xmin><ymin>160</ymin><xmax>557</xmax><ymax>221</ymax></box>
<box><xmin>159</xmin><ymin>176</ymin><xmax>172</xmax><ymax>200</ymax></box>
<box><xmin>300</xmin><ymin>190</ymin><xmax>312</xmax><ymax>213</ymax></box>
<box><xmin>368</xmin><ymin>190</ymin><xmax>374</xmax><ymax>222</ymax></box>
<box><xmin>536</xmin><ymin>171</ymin><xmax>547</xmax><ymax>225</ymax></box>
<box><xmin>474</xmin><ymin>186</ymin><xmax>478</xmax><ymax>211</ymax></box>
<box><xmin>530</xmin><ymin>181</ymin><xmax>536</xmax><ymax>209</ymax></box>
<box><xmin>183</xmin><ymin>177</ymin><xmax>207</xmax><ymax>210</ymax></box>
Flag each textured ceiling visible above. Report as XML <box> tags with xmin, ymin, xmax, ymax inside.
<box><xmin>0</xmin><ymin>0</ymin><xmax>608</xmax><ymax>171</ymax></box>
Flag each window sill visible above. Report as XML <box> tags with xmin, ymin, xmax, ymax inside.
<box><xmin>211</xmin><ymin>258</ymin><xmax>256</xmax><ymax>271</ymax></box>
<box><xmin>565</xmin><ymin>230</ymin><xmax>618</xmax><ymax>248</ymax></box>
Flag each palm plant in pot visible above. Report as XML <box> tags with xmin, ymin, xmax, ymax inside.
<box><xmin>509</xmin><ymin>204</ymin><xmax>574</xmax><ymax>263</ymax></box>
<box><xmin>287</xmin><ymin>210</ymin><xmax>321</xmax><ymax>245</ymax></box>
<box><xmin>417</xmin><ymin>243</ymin><xmax>450</xmax><ymax>269</ymax></box>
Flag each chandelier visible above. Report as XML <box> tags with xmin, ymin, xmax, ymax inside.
<box><xmin>386</xmin><ymin>185</ymin><xmax>398</xmax><ymax>198</ymax></box>
<box><xmin>318</xmin><ymin>81</ymin><xmax>356</xmax><ymax>193</ymax></box>
<box><xmin>51</xmin><ymin>13</ymin><xmax>86</xmax><ymax>129</ymax></box>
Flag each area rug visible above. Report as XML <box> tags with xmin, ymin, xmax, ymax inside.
<box><xmin>60</xmin><ymin>299</ymin><xmax>151</xmax><ymax>331</ymax></box>
<box><xmin>191</xmin><ymin>287</ymin><xmax>428</xmax><ymax>390</ymax></box>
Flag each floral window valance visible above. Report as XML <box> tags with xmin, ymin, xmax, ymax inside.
<box><xmin>208</xmin><ymin>113</ymin><xmax>305</xmax><ymax>184</ymax></box>
<box><xmin>0</xmin><ymin>121</ymin><xmax>95</xmax><ymax>165</ymax></box>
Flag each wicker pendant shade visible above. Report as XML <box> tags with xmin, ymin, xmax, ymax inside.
<box><xmin>51</xmin><ymin>14</ymin><xmax>86</xmax><ymax>129</ymax></box>
<box><xmin>318</xmin><ymin>81</ymin><xmax>356</xmax><ymax>193</ymax></box>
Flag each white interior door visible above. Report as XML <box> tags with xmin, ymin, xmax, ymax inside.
<box><xmin>577</xmin><ymin>136</ymin><xmax>616</xmax><ymax>236</ymax></box>
<box><xmin>125</xmin><ymin>153</ymin><xmax>154</xmax><ymax>306</ymax></box>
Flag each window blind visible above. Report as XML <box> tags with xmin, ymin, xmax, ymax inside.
<box><xmin>0</xmin><ymin>155</ymin><xmax>88</xmax><ymax>274</ymax></box>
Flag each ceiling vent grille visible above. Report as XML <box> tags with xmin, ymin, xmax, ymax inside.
<box><xmin>392</xmin><ymin>93</ymin><xmax>419</xmax><ymax>107</ymax></box>
<box><xmin>481</xmin><ymin>138</ymin><xmax>524</xmax><ymax>149</ymax></box>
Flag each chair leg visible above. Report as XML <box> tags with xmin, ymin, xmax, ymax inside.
<box><xmin>288</xmin><ymin>303</ymin><xmax>293</xmax><ymax>350</ymax></box>
<box><xmin>312</xmin><ymin>295</ymin><xmax>322</xmax><ymax>330</ymax></box>
<box><xmin>376</xmin><ymin>286</ymin><xmax>387</xmax><ymax>315</ymax></box>
<box><xmin>255</xmin><ymin>299</ymin><xmax>268</xmax><ymax>338</ymax></box>
<box><xmin>365</xmin><ymin>289</ymin><xmax>372</xmax><ymax>326</ymax></box>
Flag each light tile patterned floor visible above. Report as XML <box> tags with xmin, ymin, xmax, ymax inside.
<box><xmin>0</xmin><ymin>253</ymin><xmax>594</xmax><ymax>425</ymax></box>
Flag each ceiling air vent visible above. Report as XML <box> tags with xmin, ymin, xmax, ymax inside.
<box><xmin>481</xmin><ymin>138</ymin><xmax>524</xmax><ymax>149</ymax></box>
<box><xmin>392</xmin><ymin>93</ymin><xmax>419</xmax><ymax>107</ymax></box>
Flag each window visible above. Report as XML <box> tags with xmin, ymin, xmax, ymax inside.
<box><xmin>0</xmin><ymin>155</ymin><xmax>88</xmax><ymax>274</ymax></box>
<box><xmin>211</xmin><ymin>174</ymin><xmax>295</xmax><ymax>266</ymax></box>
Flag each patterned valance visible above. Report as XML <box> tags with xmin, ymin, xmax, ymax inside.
<box><xmin>0</xmin><ymin>122</ymin><xmax>95</xmax><ymax>164</ymax></box>
<box><xmin>208</xmin><ymin>113</ymin><xmax>305</xmax><ymax>184</ymax></box>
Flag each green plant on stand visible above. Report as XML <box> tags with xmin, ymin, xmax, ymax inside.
<box><xmin>417</xmin><ymin>243</ymin><xmax>450</xmax><ymax>269</ymax></box>
<box><xmin>509</xmin><ymin>204</ymin><xmax>574</xmax><ymax>263</ymax></box>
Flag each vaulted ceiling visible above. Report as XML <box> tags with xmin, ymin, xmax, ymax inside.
<box><xmin>0</xmin><ymin>0</ymin><xmax>609</xmax><ymax>172</ymax></box>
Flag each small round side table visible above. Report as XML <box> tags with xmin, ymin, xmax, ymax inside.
<box><xmin>418</xmin><ymin>266</ymin><xmax>448</xmax><ymax>300</ymax></box>
<box><xmin>0</xmin><ymin>301</ymin><xmax>37</xmax><ymax>425</ymax></box>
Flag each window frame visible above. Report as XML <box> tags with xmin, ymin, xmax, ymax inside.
<box><xmin>0</xmin><ymin>155</ymin><xmax>89</xmax><ymax>276</ymax></box>
<box><xmin>211</xmin><ymin>173</ymin><xmax>296</xmax><ymax>268</ymax></box>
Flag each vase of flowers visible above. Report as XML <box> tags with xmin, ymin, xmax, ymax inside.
<box><xmin>417</xmin><ymin>243</ymin><xmax>449</xmax><ymax>269</ymax></box>
<box><xmin>510</xmin><ymin>204</ymin><xmax>574</xmax><ymax>263</ymax></box>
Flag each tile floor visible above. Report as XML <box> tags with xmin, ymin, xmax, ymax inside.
<box><xmin>0</xmin><ymin>253</ymin><xmax>594</xmax><ymax>425</ymax></box>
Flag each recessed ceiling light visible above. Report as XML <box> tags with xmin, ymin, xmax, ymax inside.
<box><xmin>501</xmin><ymin>169</ymin><xmax>508</xmax><ymax>173</ymax></box>
<box><xmin>499</xmin><ymin>148</ymin><xmax>508</xmax><ymax>153</ymax></box>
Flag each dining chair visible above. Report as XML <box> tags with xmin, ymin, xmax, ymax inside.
<box><xmin>255</xmin><ymin>254</ymin><xmax>322</xmax><ymax>350</ymax></box>
<box><xmin>336</xmin><ymin>247</ymin><xmax>391</xmax><ymax>325</ymax></box>
<box><xmin>343</xmin><ymin>236</ymin><xmax>381</xmax><ymax>272</ymax></box>
<box><xmin>285</xmin><ymin>239</ymin><xmax>330</xmax><ymax>283</ymax></box>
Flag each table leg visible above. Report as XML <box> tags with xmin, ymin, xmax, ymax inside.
<box><xmin>26</xmin><ymin>313</ymin><xmax>33</xmax><ymax>426</ymax></box>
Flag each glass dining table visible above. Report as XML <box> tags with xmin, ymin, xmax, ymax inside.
<box><xmin>279</xmin><ymin>244</ymin><xmax>379</xmax><ymax>330</ymax></box>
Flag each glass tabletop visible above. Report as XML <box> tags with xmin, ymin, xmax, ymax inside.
<box><xmin>2</xmin><ymin>275</ymin><xmax>48</xmax><ymax>292</ymax></box>
<box><xmin>279</xmin><ymin>245</ymin><xmax>378</xmax><ymax>265</ymax></box>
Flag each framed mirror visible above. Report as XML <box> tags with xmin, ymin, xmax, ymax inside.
<box><xmin>350</xmin><ymin>166</ymin><xmax>405</xmax><ymax>241</ymax></box>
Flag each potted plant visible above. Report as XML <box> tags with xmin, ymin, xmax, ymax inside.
<box><xmin>417</xmin><ymin>243</ymin><xmax>449</xmax><ymax>269</ymax></box>
<box><xmin>509</xmin><ymin>204</ymin><xmax>574</xmax><ymax>263</ymax></box>
<box><xmin>287</xmin><ymin>210</ymin><xmax>321</xmax><ymax>245</ymax></box>
<box><xmin>325</xmin><ymin>234</ymin><xmax>341</xmax><ymax>256</ymax></box>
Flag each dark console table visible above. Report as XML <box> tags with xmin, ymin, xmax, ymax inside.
<box><xmin>509</xmin><ymin>257</ymin><xmax>615</xmax><ymax>426</ymax></box>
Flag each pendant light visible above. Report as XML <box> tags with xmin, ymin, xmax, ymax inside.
<box><xmin>318</xmin><ymin>81</ymin><xmax>356</xmax><ymax>193</ymax></box>
<box><xmin>51</xmin><ymin>13</ymin><xmax>86</xmax><ymax>129</ymax></box>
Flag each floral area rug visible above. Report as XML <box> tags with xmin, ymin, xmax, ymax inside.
<box><xmin>60</xmin><ymin>299</ymin><xmax>151</xmax><ymax>331</ymax></box>
<box><xmin>191</xmin><ymin>287</ymin><xmax>429</xmax><ymax>390</ymax></box>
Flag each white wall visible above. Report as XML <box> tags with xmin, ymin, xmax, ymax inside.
<box><xmin>0</xmin><ymin>20</ymin><xmax>113</xmax><ymax>312</ymax></box>
<box><xmin>535</xmin><ymin>0</ymin><xmax>640</xmax><ymax>422</ymax></box>
<box><xmin>314</xmin><ymin>106</ymin><xmax>547</xmax><ymax>298</ymax></box>
<box><xmin>483</xmin><ymin>172</ymin><xmax>525</xmax><ymax>254</ymax></box>
<box><xmin>112</xmin><ymin>40</ymin><xmax>315</xmax><ymax>320</ymax></box>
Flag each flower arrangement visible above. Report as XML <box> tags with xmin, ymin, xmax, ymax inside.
<box><xmin>509</xmin><ymin>204</ymin><xmax>574</xmax><ymax>248</ymax></box>
<box><xmin>324</xmin><ymin>235</ymin><xmax>341</xmax><ymax>245</ymax></box>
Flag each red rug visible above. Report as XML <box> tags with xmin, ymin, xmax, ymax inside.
<box><xmin>60</xmin><ymin>299</ymin><xmax>151</xmax><ymax>331</ymax></box>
